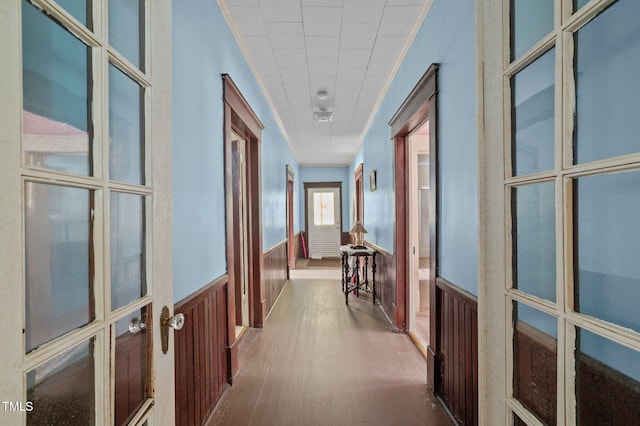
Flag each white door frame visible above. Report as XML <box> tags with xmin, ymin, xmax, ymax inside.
<box><xmin>304</xmin><ymin>182</ymin><xmax>342</xmax><ymax>259</ymax></box>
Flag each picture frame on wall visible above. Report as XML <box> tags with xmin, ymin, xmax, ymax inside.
<box><xmin>369</xmin><ymin>170</ymin><xmax>377</xmax><ymax>192</ymax></box>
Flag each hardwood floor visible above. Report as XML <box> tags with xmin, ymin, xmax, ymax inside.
<box><xmin>207</xmin><ymin>277</ymin><xmax>452</xmax><ymax>425</ymax></box>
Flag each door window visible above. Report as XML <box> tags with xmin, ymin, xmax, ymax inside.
<box><xmin>313</xmin><ymin>191</ymin><xmax>336</xmax><ymax>226</ymax></box>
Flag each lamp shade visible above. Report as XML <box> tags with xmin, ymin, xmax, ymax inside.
<box><xmin>350</xmin><ymin>221</ymin><xmax>367</xmax><ymax>234</ymax></box>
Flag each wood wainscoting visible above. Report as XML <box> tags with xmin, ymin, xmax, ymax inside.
<box><xmin>435</xmin><ymin>277</ymin><xmax>478</xmax><ymax>425</ymax></box>
<box><xmin>264</xmin><ymin>240</ymin><xmax>288</xmax><ymax>317</ymax></box>
<box><xmin>174</xmin><ymin>276</ymin><xmax>229</xmax><ymax>426</ymax></box>
<box><xmin>514</xmin><ymin>319</ymin><xmax>640</xmax><ymax>424</ymax></box>
<box><xmin>365</xmin><ymin>242</ymin><xmax>397</xmax><ymax>326</ymax></box>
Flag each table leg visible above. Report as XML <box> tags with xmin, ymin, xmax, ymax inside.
<box><xmin>372</xmin><ymin>252</ymin><xmax>377</xmax><ymax>305</ymax></box>
<box><xmin>355</xmin><ymin>256</ymin><xmax>360</xmax><ymax>298</ymax></box>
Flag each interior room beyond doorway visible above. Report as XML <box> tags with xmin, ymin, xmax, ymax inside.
<box><xmin>409</xmin><ymin>121</ymin><xmax>430</xmax><ymax>351</ymax></box>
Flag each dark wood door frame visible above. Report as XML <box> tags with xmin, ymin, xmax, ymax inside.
<box><xmin>286</xmin><ymin>165</ymin><xmax>295</xmax><ymax>271</ymax></box>
<box><xmin>388</xmin><ymin>64</ymin><xmax>439</xmax><ymax>389</ymax></box>
<box><xmin>223</xmin><ymin>74</ymin><xmax>264</xmax><ymax>381</ymax></box>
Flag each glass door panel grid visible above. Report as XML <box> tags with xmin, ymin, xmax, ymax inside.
<box><xmin>504</xmin><ymin>0</ymin><xmax>640</xmax><ymax>423</ymax></box>
<box><xmin>20</xmin><ymin>0</ymin><xmax>153</xmax><ymax>424</ymax></box>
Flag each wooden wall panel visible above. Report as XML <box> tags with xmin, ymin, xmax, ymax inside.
<box><xmin>436</xmin><ymin>278</ymin><xmax>478</xmax><ymax>425</ymax></box>
<box><xmin>264</xmin><ymin>240</ymin><xmax>288</xmax><ymax>316</ymax></box>
<box><xmin>366</xmin><ymin>243</ymin><xmax>396</xmax><ymax>325</ymax></box>
<box><xmin>514</xmin><ymin>321</ymin><xmax>640</xmax><ymax>424</ymax></box>
<box><xmin>514</xmin><ymin>321</ymin><xmax>557</xmax><ymax>424</ymax></box>
<box><xmin>175</xmin><ymin>276</ymin><xmax>229</xmax><ymax>426</ymax></box>
<box><xmin>577</xmin><ymin>352</ymin><xmax>640</xmax><ymax>423</ymax></box>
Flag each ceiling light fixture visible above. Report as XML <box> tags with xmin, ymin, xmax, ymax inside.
<box><xmin>313</xmin><ymin>108</ymin><xmax>334</xmax><ymax>123</ymax></box>
<box><xmin>317</xmin><ymin>90</ymin><xmax>328</xmax><ymax>100</ymax></box>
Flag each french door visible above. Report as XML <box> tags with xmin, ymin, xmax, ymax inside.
<box><xmin>482</xmin><ymin>0</ymin><xmax>640</xmax><ymax>423</ymax></box>
<box><xmin>0</xmin><ymin>1</ymin><xmax>175</xmax><ymax>425</ymax></box>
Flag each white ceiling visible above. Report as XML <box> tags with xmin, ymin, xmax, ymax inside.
<box><xmin>219</xmin><ymin>0</ymin><xmax>431</xmax><ymax>166</ymax></box>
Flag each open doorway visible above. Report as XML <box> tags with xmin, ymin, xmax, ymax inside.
<box><xmin>408</xmin><ymin>123</ymin><xmax>430</xmax><ymax>350</ymax></box>
<box><xmin>223</xmin><ymin>74</ymin><xmax>265</xmax><ymax>382</ymax></box>
<box><xmin>231</xmin><ymin>131</ymin><xmax>250</xmax><ymax>338</ymax></box>
<box><xmin>388</xmin><ymin>64</ymin><xmax>440</xmax><ymax>390</ymax></box>
<box><xmin>286</xmin><ymin>165</ymin><xmax>295</xmax><ymax>271</ymax></box>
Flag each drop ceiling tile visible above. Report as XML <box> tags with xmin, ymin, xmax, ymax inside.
<box><xmin>280</xmin><ymin>68</ymin><xmax>309</xmax><ymax>85</ymax></box>
<box><xmin>288</xmin><ymin>96</ymin><xmax>312</xmax><ymax>110</ymax></box>
<box><xmin>259</xmin><ymin>0</ymin><xmax>302</xmax><ymax>22</ymax></box>
<box><xmin>306</xmin><ymin>36</ymin><xmax>340</xmax><ymax>59</ymax></box>
<box><xmin>337</xmin><ymin>49</ymin><xmax>370</xmax><ymax>69</ymax></box>
<box><xmin>360</xmin><ymin>73</ymin><xmax>388</xmax><ymax>92</ymax></box>
<box><xmin>252</xmin><ymin>55</ymin><xmax>280</xmax><ymax>75</ymax></box>
<box><xmin>274</xmin><ymin>48</ymin><xmax>307</xmax><ymax>68</ymax></box>
<box><xmin>261</xmin><ymin>74</ymin><xmax>285</xmax><ymax>91</ymax></box>
<box><xmin>243</xmin><ymin>36</ymin><xmax>274</xmax><ymax>58</ymax></box>
<box><xmin>366</xmin><ymin>58</ymin><xmax>395</xmax><ymax>76</ymax></box>
<box><xmin>371</xmin><ymin>36</ymin><xmax>405</xmax><ymax>58</ymax></box>
<box><xmin>302</xmin><ymin>7</ymin><xmax>342</xmax><ymax>37</ymax></box>
<box><xmin>307</xmin><ymin>58</ymin><xmax>338</xmax><ymax>76</ymax></box>
<box><xmin>301</xmin><ymin>0</ymin><xmax>344</xmax><ymax>7</ymax></box>
<box><xmin>385</xmin><ymin>0</ymin><xmax>424</xmax><ymax>5</ymax></box>
<box><xmin>336</xmin><ymin>68</ymin><xmax>366</xmax><ymax>86</ymax></box>
<box><xmin>267</xmin><ymin>22</ymin><xmax>305</xmax><ymax>48</ymax></box>
<box><xmin>229</xmin><ymin>7</ymin><xmax>268</xmax><ymax>36</ymax></box>
<box><xmin>340</xmin><ymin>23</ymin><xmax>377</xmax><ymax>49</ymax></box>
<box><xmin>334</xmin><ymin>96</ymin><xmax>358</xmax><ymax>110</ymax></box>
<box><xmin>284</xmin><ymin>83</ymin><xmax>310</xmax><ymax>97</ymax></box>
<box><xmin>226</xmin><ymin>0</ymin><xmax>260</xmax><ymax>6</ymax></box>
<box><xmin>343</xmin><ymin>0</ymin><xmax>385</xmax><ymax>23</ymax></box>
<box><xmin>357</xmin><ymin>90</ymin><xmax>380</xmax><ymax>104</ymax></box>
<box><xmin>334</xmin><ymin>82</ymin><xmax>361</xmax><ymax>98</ymax></box>
<box><xmin>308</xmin><ymin>76</ymin><xmax>336</xmax><ymax>93</ymax></box>
<box><xmin>378</xmin><ymin>6</ymin><xmax>421</xmax><ymax>36</ymax></box>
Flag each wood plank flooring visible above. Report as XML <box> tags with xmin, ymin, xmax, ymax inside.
<box><xmin>207</xmin><ymin>277</ymin><xmax>452</xmax><ymax>426</ymax></box>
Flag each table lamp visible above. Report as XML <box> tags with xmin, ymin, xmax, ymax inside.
<box><xmin>350</xmin><ymin>221</ymin><xmax>368</xmax><ymax>246</ymax></box>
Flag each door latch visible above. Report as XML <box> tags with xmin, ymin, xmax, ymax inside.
<box><xmin>160</xmin><ymin>306</ymin><xmax>185</xmax><ymax>354</ymax></box>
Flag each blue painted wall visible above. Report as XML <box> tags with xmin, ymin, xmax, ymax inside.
<box><xmin>350</xmin><ymin>0</ymin><xmax>478</xmax><ymax>295</ymax></box>
<box><xmin>299</xmin><ymin>167</ymin><xmax>350</xmax><ymax>233</ymax></box>
<box><xmin>172</xmin><ymin>0</ymin><xmax>299</xmax><ymax>302</ymax></box>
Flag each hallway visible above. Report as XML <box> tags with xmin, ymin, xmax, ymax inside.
<box><xmin>207</xmin><ymin>274</ymin><xmax>452</xmax><ymax>425</ymax></box>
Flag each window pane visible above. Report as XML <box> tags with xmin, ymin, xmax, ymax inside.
<box><xmin>576</xmin><ymin>328</ymin><xmax>640</xmax><ymax>424</ymax></box>
<box><xmin>513</xmin><ymin>182</ymin><xmax>556</xmax><ymax>302</ymax></box>
<box><xmin>511</xmin><ymin>0</ymin><xmax>553</xmax><ymax>60</ymax></box>
<box><xmin>574</xmin><ymin>0</ymin><xmax>640</xmax><ymax>164</ymax></box>
<box><xmin>111</xmin><ymin>192</ymin><xmax>146</xmax><ymax>310</ymax></box>
<box><xmin>56</xmin><ymin>0</ymin><xmax>92</xmax><ymax>29</ymax></box>
<box><xmin>25</xmin><ymin>183</ymin><xmax>93</xmax><ymax>352</ymax></box>
<box><xmin>574</xmin><ymin>171</ymin><xmax>640</xmax><ymax>332</ymax></box>
<box><xmin>313</xmin><ymin>192</ymin><xmax>335</xmax><ymax>226</ymax></box>
<box><xmin>574</xmin><ymin>0</ymin><xmax>589</xmax><ymax>11</ymax></box>
<box><xmin>109</xmin><ymin>0</ymin><xmax>144</xmax><ymax>70</ymax></box>
<box><xmin>27</xmin><ymin>339</ymin><xmax>95</xmax><ymax>425</ymax></box>
<box><xmin>22</xmin><ymin>0</ymin><xmax>92</xmax><ymax>176</ymax></box>
<box><xmin>115</xmin><ymin>306</ymin><xmax>150</xmax><ymax>425</ymax></box>
<box><xmin>109</xmin><ymin>64</ymin><xmax>144</xmax><ymax>185</ymax></box>
<box><xmin>512</xmin><ymin>49</ymin><xmax>555</xmax><ymax>176</ymax></box>
<box><xmin>513</xmin><ymin>302</ymin><xmax>557</xmax><ymax>425</ymax></box>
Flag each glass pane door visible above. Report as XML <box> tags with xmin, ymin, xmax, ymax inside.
<box><xmin>0</xmin><ymin>1</ymin><xmax>175</xmax><ymax>425</ymax></box>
